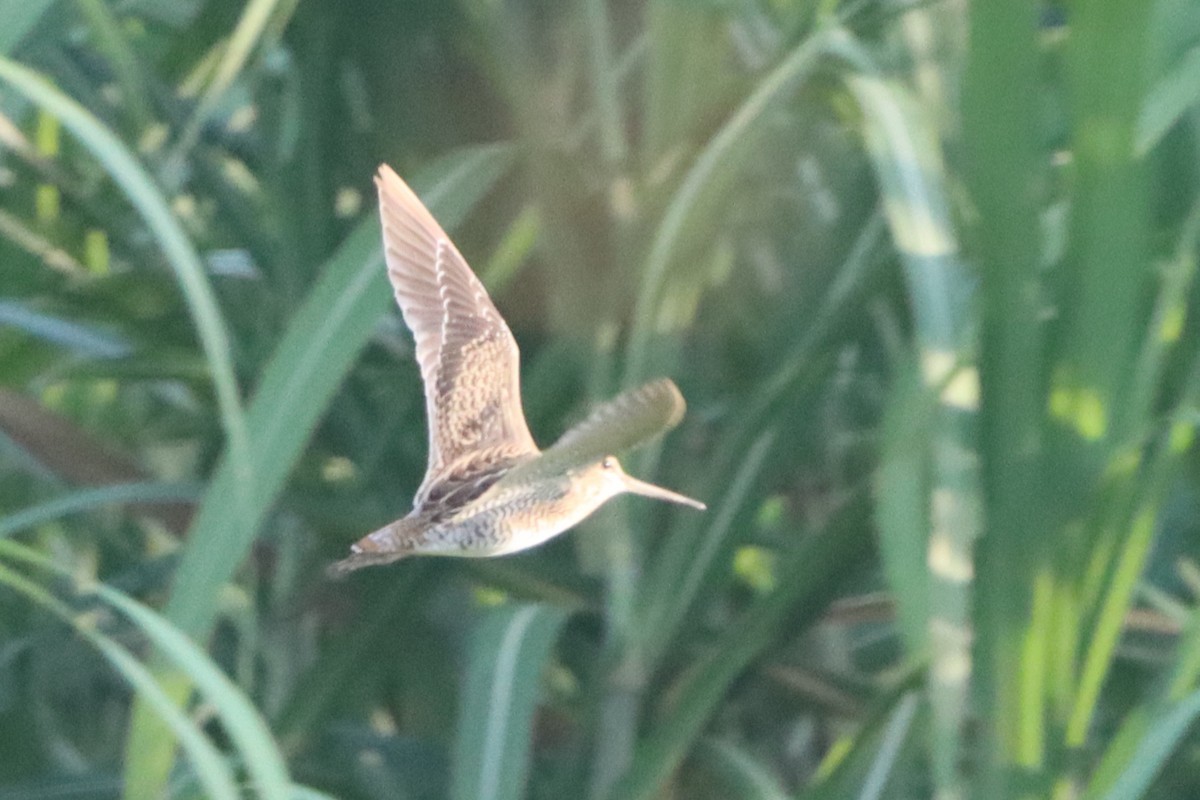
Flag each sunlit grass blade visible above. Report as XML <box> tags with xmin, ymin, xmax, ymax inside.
<box><xmin>451</xmin><ymin>603</ymin><xmax>569</xmax><ymax>800</ymax></box>
<box><xmin>1066</xmin><ymin>423</ymin><xmax>1195</xmax><ymax>745</ymax></box>
<box><xmin>123</xmin><ymin>142</ymin><xmax>514</xmax><ymax>800</ymax></box>
<box><xmin>1087</xmin><ymin>582</ymin><xmax>1200</xmax><ymax>797</ymax></box>
<box><xmin>0</xmin><ymin>55</ymin><xmax>254</xmax><ymax>532</ymax></box>
<box><xmin>844</xmin><ymin>60</ymin><xmax>979</xmax><ymax>799</ymax></box>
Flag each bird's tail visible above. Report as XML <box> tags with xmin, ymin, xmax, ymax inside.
<box><xmin>327</xmin><ymin>517</ymin><xmax>425</xmax><ymax>577</ymax></box>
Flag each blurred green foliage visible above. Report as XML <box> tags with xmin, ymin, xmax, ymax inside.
<box><xmin>1</xmin><ymin>1</ymin><xmax>1199</xmax><ymax>799</ymax></box>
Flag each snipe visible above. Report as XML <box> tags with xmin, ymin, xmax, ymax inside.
<box><xmin>330</xmin><ymin>165</ymin><xmax>704</xmax><ymax>575</ymax></box>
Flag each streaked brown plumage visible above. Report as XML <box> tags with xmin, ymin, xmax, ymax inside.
<box><xmin>330</xmin><ymin>165</ymin><xmax>704</xmax><ymax>575</ymax></box>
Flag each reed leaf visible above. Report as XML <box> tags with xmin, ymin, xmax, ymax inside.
<box><xmin>0</xmin><ymin>55</ymin><xmax>255</xmax><ymax>539</ymax></box>
<box><xmin>451</xmin><ymin>603</ymin><xmax>569</xmax><ymax>800</ymax></box>
<box><xmin>844</xmin><ymin>62</ymin><xmax>979</xmax><ymax>799</ymax></box>
<box><xmin>610</xmin><ymin>498</ymin><xmax>871</xmax><ymax>800</ymax></box>
<box><xmin>0</xmin><ymin>562</ymin><xmax>242</xmax><ymax>800</ymax></box>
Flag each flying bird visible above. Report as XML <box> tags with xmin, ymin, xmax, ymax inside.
<box><xmin>330</xmin><ymin>165</ymin><xmax>704</xmax><ymax>574</ymax></box>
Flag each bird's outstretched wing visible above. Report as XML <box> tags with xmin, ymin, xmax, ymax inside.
<box><xmin>497</xmin><ymin>378</ymin><xmax>687</xmax><ymax>486</ymax></box>
<box><xmin>375</xmin><ymin>165</ymin><xmax>538</xmax><ymax>505</ymax></box>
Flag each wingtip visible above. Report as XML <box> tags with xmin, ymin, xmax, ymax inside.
<box><xmin>647</xmin><ymin>377</ymin><xmax>686</xmax><ymax>429</ymax></box>
<box><xmin>375</xmin><ymin>162</ymin><xmax>411</xmax><ymax>199</ymax></box>
<box><xmin>375</xmin><ymin>163</ymin><xmax>441</xmax><ymax>233</ymax></box>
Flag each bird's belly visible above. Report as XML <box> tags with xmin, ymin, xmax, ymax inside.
<box><xmin>429</xmin><ymin>491</ymin><xmax>605</xmax><ymax>557</ymax></box>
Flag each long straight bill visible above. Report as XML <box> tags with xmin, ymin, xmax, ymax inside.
<box><xmin>621</xmin><ymin>475</ymin><xmax>706</xmax><ymax>510</ymax></box>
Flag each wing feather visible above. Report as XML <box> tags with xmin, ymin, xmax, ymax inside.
<box><xmin>375</xmin><ymin>165</ymin><xmax>538</xmax><ymax>505</ymax></box>
<box><xmin>497</xmin><ymin>378</ymin><xmax>687</xmax><ymax>487</ymax></box>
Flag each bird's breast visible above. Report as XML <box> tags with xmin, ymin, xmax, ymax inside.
<box><xmin>455</xmin><ymin>481</ymin><xmax>611</xmax><ymax>556</ymax></box>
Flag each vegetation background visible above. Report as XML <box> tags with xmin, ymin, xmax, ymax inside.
<box><xmin>1</xmin><ymin>0</ymin><xmax>1199</xmax><ymax>798</ymax></box>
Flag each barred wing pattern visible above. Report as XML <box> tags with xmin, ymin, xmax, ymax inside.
<box><xmin>498</xmin><ymin>378</ymin><xmax>687</xmax><ymax>487</ymax></box>
<box><xmin>375</xmin><ymin>165</ymin><xmax>539</xmax><ymax>505</ymax></box>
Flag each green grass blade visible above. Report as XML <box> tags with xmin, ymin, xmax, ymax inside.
<box><xmin>623</xmin><ymin>25</ymin><xmax>840</xmax><ymax>385</ymax></box>
<box><xmin>0</xmin><ymin>0</ymin><xmax>57</xmax><ymax>55</ymax></box>
<box><xmin>1136</xmin><ymin>42</ymin><xmax>1200</xmax><ymax>156</ymax></box>
<box><xmin>289</xmin><ymin>786</ymin><xmax>342</xmax><ymax>800</ymax></box>
<box><xmin>172</xmin><ymin>0</ymin><xmax>290</xmax><ymax>159</ymax></box>
<box><xmin>160</xmin><ymin>211</ymin><xmax>381</xmax><ymax>633</ymax></box>
<box><xmin>1087</xmin><ymin>576</ymin><xmax>1200</xmax><ymax>797</ymax></box>
<box><xmin>692</xmin><ymin>739</ymin><xmax>792</xmax><ymax>800</ymax></box>
<box><xmin>0</xmin><ymin>482</ymin><xmax>200</xmax><ymax>539</ymax></box>
<box><xmin>855</xmin><ymin>693</ymin><xmax>919</xmax><ymax>800</ymax></box>
<box><xmin>1055</xmin><ymin>0</ymin><xmax>1154</xmax><ymax>752</ymax></box>
<box><xmin>0</xmin><ymin>55</ymin><xmax>255</xmax><ymax>531</ymax></box>
<box><xmin>639</xmin><ymin>204</ymin><xmax>887</xmax><ymax>674</ymax></box>
<box><xmin>640</xmin><ymin>430</ymin><xmax>775</xmax><ymax>662</ymax></box>
<box><xmin>583</xmin><ymin>0</ymin><xmax>626</xmax><ymax>168</ymax></box>
<box><xmin>75</xmin><ymin>0</ymin><xmax>154</xmax><ymax>133</ymax></box>
<box><xmin>1166</xmin><ymin>581</ymin><xmax>1200</xmax><ymax>702</ymax></box>
<box><xmin>1066</xmin><ymin>428</ymin><xmax>1191</xmax><ymax>745</ymax></box>
<box><xmin>801</xmin><ymin>672</ymin><xmax>924</xmax><ymax>800</ymax></box>
<box><xmin>960</xmin><ymin>1</ymin><xmax>1047</xmax><ymax>794</ymax></box>
<box><xmin>0</xmin><ymin>299</ymin><xmax>131</xmax><ymax>358</ymax></box>
<box><xmin>844</xmin><ymin>64</ymin><xmax>980</xmax><ymax>800</ymax></box>
<box><xmin>101</xmin><ymin>584</ymin><xmax>291</xmax><ymax>799</ymax></box>
<box><xmin>0</xmin><ymin>560</ymin><xmax>240</xmax><ymax>800</ymax></box>
<box><xmin>875</xmin><ymin>361</ymin><xmax>934</xmax><ymax>658</ymax></box>
<box><xmin>1050</xmin><ymin>0</ymin><xmax>1152</xmax><ymax>506</ymax></box>
<box><xmin>451</xmin><ymin>603</ymin><xmax>569</xmax><ymax>800</ymax></box>
<box><xmin>609</xmin><ymin>499</ymin><xmax>871</xmax><ymax>800</ymax></box>
<box><xmin>1090</xmin><ymin>688</ymin><xmax>1200</xmax><ymax>800</ymax></box>
<box><xmin>0</xmin><ymin>540</ymin><xmax>291</xmax><ymax>800</ymax></box>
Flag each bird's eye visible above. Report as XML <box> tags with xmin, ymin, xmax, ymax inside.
<box><xmin>601</xmin><ymin>457</ymin><xmax>616</xmax><ymax>470</ymax></box>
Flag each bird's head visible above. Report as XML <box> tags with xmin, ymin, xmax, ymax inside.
<box><xmin>579</xmin><ymin>455</ymin><xmax>706</xmax><ymax>510</ymax></box>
